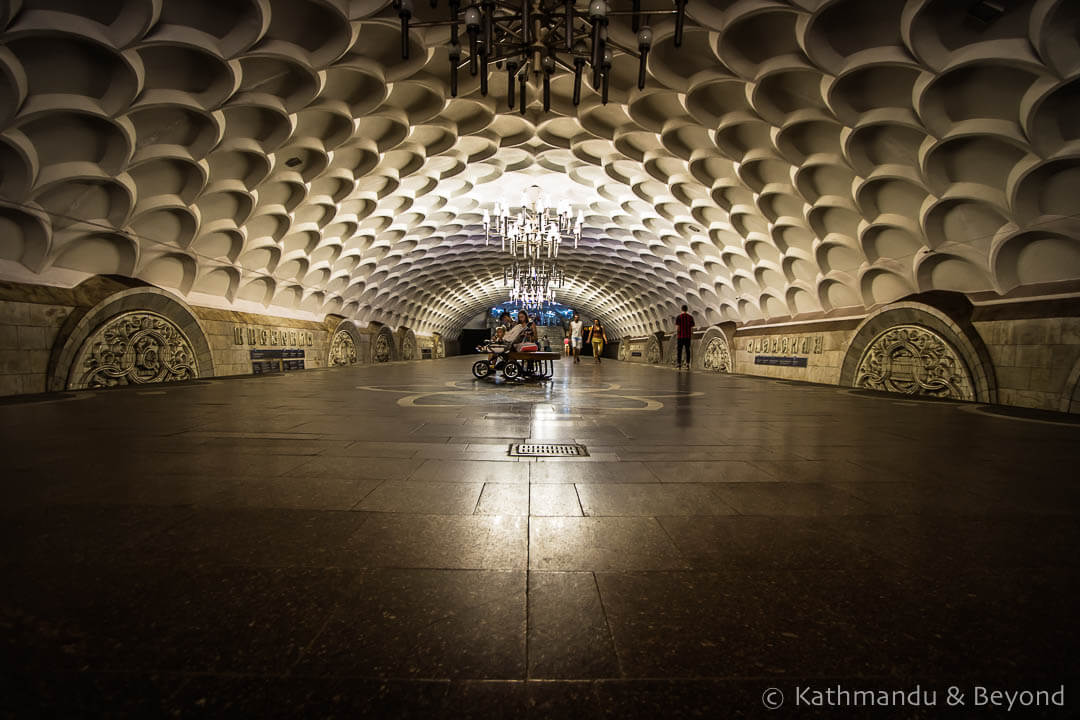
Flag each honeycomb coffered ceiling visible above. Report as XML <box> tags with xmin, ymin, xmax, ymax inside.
<box><xmin>1</xmin><ymin>0</ymin><xmax>1078</xmax><ymax>338</ymax></box>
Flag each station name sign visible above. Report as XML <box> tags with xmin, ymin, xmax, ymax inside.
<box><xmin>233</xmin><ymin>326</ymin><xmax>315</xmax><ymax>347</ymax></box>
<box><xmin>745</xmin><ymin>334</ymin><xmax>823</xmax><ymax>355</ymax></box>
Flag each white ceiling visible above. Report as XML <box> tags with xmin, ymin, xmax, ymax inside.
<box><xmin>0</xmin><ymin>0</ymin><xmax>1078</xmax><ymax>338</ymax></box>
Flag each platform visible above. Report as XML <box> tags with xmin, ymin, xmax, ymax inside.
<box><xmin>2</xmin><ymin>356</ymin><xmax>1078</xmax><ymax>716</ymax></box>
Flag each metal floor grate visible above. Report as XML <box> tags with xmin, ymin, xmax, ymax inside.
<box><xmin>509</xmin><ymin>443</ymin><xmax>589</xmax><ymax>458</ymax></box>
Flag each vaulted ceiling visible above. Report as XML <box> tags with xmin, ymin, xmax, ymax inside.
<box><xmin>1</xmin><ymin>0</ymin><xmax>1078</xmax><ymax>338</ymax></box>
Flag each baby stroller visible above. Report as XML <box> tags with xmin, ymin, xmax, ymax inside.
<box><xmin>472</xmin><ymin>340</ymin><xmax>541</xmax><ymax>380</ymax></box>
<box><xmin>472</xmin><ymin>339</ymin><xmax>510</xmax><ymax>379</ymax></box>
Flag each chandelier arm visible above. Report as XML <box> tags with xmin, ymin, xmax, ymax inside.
<box><xmin>604</xmin><ymin>40</ymin><xmax>641</xmax><ymax>59</ymax></box>
<box><xmin>606</xmin><ymin>9</ymin><xmax>679</xmax><ymax>16</ymax></box>
<box><xmin>550</xmin><ymin>54</ymin><xmax>580</xmax><ymax>73</ymax></box>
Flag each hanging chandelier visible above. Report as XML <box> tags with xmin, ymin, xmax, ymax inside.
<box><xmin>393</xmin><ymin>0</ymin><xmax>690</xmax><ymax>109</ymax></box>
<box><xmin>483</xmin><ymin>185</ymin><xmax>583</xmax><ymax>259</ymax></box>
<box><xmin>505</xmin><ymin>258</ymin><xmax>566</xmax><ymax>308</ymax></box>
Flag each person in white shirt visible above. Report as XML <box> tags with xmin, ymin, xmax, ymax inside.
<box><xmin>569</xmin><ymin>312</ymin><xmax>584</xmax><ymax>364</ymax></box>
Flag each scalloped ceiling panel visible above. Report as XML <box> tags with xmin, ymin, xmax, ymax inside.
<box><xmin>1</xmin><ymin>0</ymin><xmax>1079</xmax><ymax>338</ymax></box>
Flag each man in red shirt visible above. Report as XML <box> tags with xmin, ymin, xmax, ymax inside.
<box><xmin>674</xmin><ymin>304</ymin><xmax>695</xmax><ymax>369</ymax></box>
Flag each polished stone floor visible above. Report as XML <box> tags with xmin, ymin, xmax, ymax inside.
<box><xmin>2</xmin><ymin>356</ymin><xmax>1078</xmax><ymax>718</ymax></box>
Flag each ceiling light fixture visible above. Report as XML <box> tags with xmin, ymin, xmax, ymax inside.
<box><xmin>505</xmin><ymin>258</ymin><xmax>566</xmax><ymax>308</ymax></box>
<box><xmin>395</xmin><ymin>0</ymin><xmax>690</xmax><ymax>110</ymax></box>
<box><xmin>483</xmin><ymin>185</ymin><xmax>583</xmax><ymax>259</ymax></box>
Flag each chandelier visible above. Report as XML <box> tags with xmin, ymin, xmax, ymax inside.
<box><xmin>483</xmin><ymin>185</ymin><xmax>583</xmax><ymax>259</ymax></box>
<box><xmin>394</xmin><ymin>0</ymin><xmax>690</xmax><ymax>109</ymax></box>
<box><xmin>505</xmin><ymin>259</ymin><xmax>566</xmax><ymax>308</ymax></box>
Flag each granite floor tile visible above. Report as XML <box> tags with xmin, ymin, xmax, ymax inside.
<box><xmin>208</xmin><ymin>476</ymin><xmax>384</xmax><ymax>511</ymax></box>
<box><xmin>289</xmin><ymin>455</ymin><xmax>426</xmax><ymax>480</ymax></box>
<box><xmin>576</xmin><ymin>483</ymin><xmax>739</xmax><ymax>516</ymax></box>
<box><xmin>529</xmin><ymin>517</ymin><xmax>689</xmax><ymax>571</ymax></box>
<box><xmin>410</xmin><ymin>459</ymin><xmax>530</xmax><ymax>484</ymax></box>
<box><xmin>167</xmin><ymin>676</ymin><xmax>449</xmax><ymax>719</ymax></box>
<box><xmin>2</xmin><ymin>564</ymin><xmax>347</xmax><ymax>674</ymax></box>
<box><xmin>475</xmin><ymin>483</ymin><xmax>529</xmax><ymax>515</ymax></box>
<box><xmin>529</xmin><ymin>484</ymin><xmax>583</xmax><ymax>516</ymax></box>
<box><xmin>708</xmin><ymin>483</ymin><xmax>875</xmax><ymax>516</ymax></box>
<box><xmin>529</xmin><ymin>461</ymin><xmax>658</xmax><ymax>484</ymax></box>
<box><xmin>294</xmin><ymin>569</ymin><xmax>526</xmax><ymax>679</ymax></box>
<box><xmin>355</xmin><ymin>480</ymin><xmax>484</xmax><ymax>515</ymax></box>
<box><xmin>0</xmin><ymin>505</ymin><xmax>195</xmax><ymax>565</ymax></box>
<box><xmin>527</xmin><ymin>572</ymin><xmax>620</xmax><ymax>679</ymax></box>
<box><xmin>143</xmin><ymin>508</ymin><xmax>371</xmax><ymax>567</ymax></box>
<box><xmin>656</xmin><ymin>515</ymin><xmax>892</xmax><ymax>570</ymax></box>
<box><xmin>339</xmin><ymin>513</ymin><xmax>528</xmax><ymax>570</ymax></box>
<box><xmin>644</xmin><ymin>460</ymin><xmax>771</xmax><ymax>483</ymax></box>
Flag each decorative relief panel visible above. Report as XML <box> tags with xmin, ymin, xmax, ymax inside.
<box><xmin>432</xmin><ymin>333</ymin><xmax>445</xmax><ymax>359</ymax></box>
<box><xmin>374</xmin><ymin>328</ymin><xmax>393</xmax><ymax>363</ymax></box>
<box><xmin>618</xmin><ymin>338</ymin><xmax>630</xmax><ymax>361</ymax></box>
<box><xmin>645</xmin><ymin>336</ymin><xmax>660</xmax><ymax>364</ymax></box>
<box><xmin>69</xmin><ymin>312</ymin><xmax>198</xmax><ymax>389</ymax></box>
<box><xmin>328</xmin><ymin>330</ymin><xmax>358</xmax><ymax>366</ymax></box>
<box><xmin>855</xmin><ymin>324</ymin><xmax>974</xmax><ymax>400</ymax></box>
<box><xmin>400</xmin><ymin>329</ymin><xmax>417</xmax><ymax>361</ymax></box>
<box><xmin>703</xmin><ymin>337</ymin><xmax>731</xmax><ymax>373</ymax></box>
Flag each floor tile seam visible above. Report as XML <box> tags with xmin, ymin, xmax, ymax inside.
<box><xmin>572</xmin><ymin>484</ymin><xmax>586</xmax><ymax>517</ymax></box>
<box><xmin>524</xmin><ymin>464</ymin><xmax>533</xmax><ymax>681</ymax></box>
<box><xmin>347</xmin><ymin>479</ymin><xmax>390</xmax><ymax>511</ymax></box>
<box><xmin>590</xmin><ymin>571</ymin><xmax>625</xmax><ymax>680</ymax></box>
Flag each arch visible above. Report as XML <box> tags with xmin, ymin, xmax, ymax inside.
<box><xmin>47</xmin><ymin>285</ymin><xmax>215</xmax><ymax>392</ymax></box>
<box><xmin>698</xmin><ymin>325</ymin><xmax>734</xmax><ymax>373</ymax></box>
<box><xmin>327</xmin><ymin>318</ymin><xmax>366</xmax><ymax>367</ymax></box>
<box><xmin>838</xmin><ymin>298</ymin><xmax>996</xmax><ymax>403</ymax></box>
<box><xmin>372</xmin><ymin>324</ymin><xmax>397</xmax><ymax>363</ymax></box>
<box><xmin>397</xmin><ymin>326</ymin><xmax>418</xmax><ymax>360</ymax></box>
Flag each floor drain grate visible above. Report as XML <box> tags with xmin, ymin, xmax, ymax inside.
<box><xmin>509</xmin><ymin>443</ymin><xmax>589</xmax><ymax>458</ymax></box>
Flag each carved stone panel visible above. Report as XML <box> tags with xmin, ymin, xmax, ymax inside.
<box><xmin>703</xmin><ymin>336</ymin><xmax>731</xmax><ymax>373</ymax></box>
<box><xmin>400</xmin><ymin>329</ymin><xmax>417</xmax><ymax>360</ymax></box>
<box><xmin>328</xmin><ymin>329</ymin><xmax>358</xmax><ymax>366</ymax></box>
<box><xmin>854</xmin><ymin>324</ymin><xmax>974</xmax><ymax>400</ymax></box>
<box><xmin>618</xmin><ymin>338</ymin><xmax>630</xmax><ymax>361</ymax></box>
<box><xmin>69</xmin><ymin>311</ymin><xmax>199</xmax><ymax>389</ymax></box>
<box><xmin>432</xmin><ymin>333</ymin><xmax>445</xmax><ymax>359</ymax></box>
<box><xmin>373</xmin><ymin>327</ymin><xmax>394</xmax><ymax>363</ymax></box>
<box><xmin>645</xmin><ymin>336</ymin><xmax>660</xmax><ymax>364</ymax></box>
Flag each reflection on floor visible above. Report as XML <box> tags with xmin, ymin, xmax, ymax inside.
<box><xmin>2</xmin><ymin>356</ymin><xmax>1078</xmax><ymax>717</ymax></box>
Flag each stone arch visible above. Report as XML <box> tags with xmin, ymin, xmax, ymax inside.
<box><xmin>838</xmin><ymin>298</ymin><xmax>996</xmax><ymax>403</ymax></box>
<box><xmin>397</xmin><ymin>327</ymin><xmax>418</xmax><ymax>360</ymax></box>
<box><xmin>48</xmin><ymin>286</ymin><xmax>214</xmax><ymax>392</ymax></box>
<box><xmin>327</xmin><ymin>319</ymin><xmax>364</xmax><ymax>367</ymax></box>
<box><xmin>372</xmin><ymin>325</ymin><xmax>396</xmax><ymax>363</ymax></box>
<box><xmin>698</xmin><ymin>325</ymin><xmax>734</xmax><ymax>373</ymax></box>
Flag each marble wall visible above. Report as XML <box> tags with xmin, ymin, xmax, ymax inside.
<box><xmin>0</xmin><ymin>299</ymin><xmax>72</xmax><ymax>395</ymax></box>
<box><xmin>0</xmin><ymin>280</ymin><xmax>446</xmax><ymax>396</ymax></box>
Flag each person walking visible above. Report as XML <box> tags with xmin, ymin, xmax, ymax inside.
<box><xmin>569</xmin><ymin>311</ymin><xmax>584</xmax><ymax>364</ymax></box>
<box><xmin>674</xmin><ymin>304</ymin><xmax>695</xmax><ymax>369</ymax></box>
<box><xmin>586</xmin><ymin>318</ymin><xmax>607</xmax><ymax>364</ymax></box>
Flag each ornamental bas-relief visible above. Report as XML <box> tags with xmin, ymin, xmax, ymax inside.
<box><xmin>374</xmin><ymin>331</ymin><xmax>392</xmax><ymax>362</ymax></box>
<box><xmin>70</xmin><ymin>311</ymin><xmax>198</xmax><ymax>389</ymax></box>
<box><xmin>703</xmin><ymin>337</ymin><xmax>731</xmax><ymax>373</ymax></box>
<box><xmin>328</xmin><ymin>330</ymin><xmax>358</xmax><ymax>366</ymax></box>
<box><xmin>854</xmin><ymin>324</ymin><xmax>974</xmax><ymax>401</ymax></box>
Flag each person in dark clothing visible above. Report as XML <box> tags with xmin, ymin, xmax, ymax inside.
<box><xmin>674</xmin><ymin>305</ymin><xmax>695</xmax><ymax>369</ymax></box>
